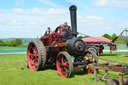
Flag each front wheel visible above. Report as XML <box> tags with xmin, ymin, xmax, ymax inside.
<box><xmin>56</xmin><ymin>51</ymin><xmax>73</xmax><ymax>78</ymax></box>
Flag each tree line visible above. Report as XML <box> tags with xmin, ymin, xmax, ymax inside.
<box><xmin>102</xmin><ymin>33</ymin><xmax>128</xmax><ymax>44</ymax></box>
<box><xmin>0</xmin><ymin>38</ymin><xmax>23</xmax><ymax>47</ymax></box>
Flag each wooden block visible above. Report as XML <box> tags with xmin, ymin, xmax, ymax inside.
<box><xmin>119</xmin><ymin>73</ymin><xmax>124</xmax><ymax>85</ymax></box>
<box><xmin>109</xmin><ymin>63</ymin><xmax>122</xmax><ymax>67</ymax></box>
<box><xmin>98</xmin><ymin>62</ymin><xmax>109</xmax><ymax>65</ymax></box>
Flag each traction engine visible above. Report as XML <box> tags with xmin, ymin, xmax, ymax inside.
<box><xmin>27</xmin><ymin>5</ymin><xmax>98</xmax><ymax>78</ymax></box>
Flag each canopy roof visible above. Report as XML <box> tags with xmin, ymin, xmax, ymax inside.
<box><xmin>82</xmin><ymin>37</ymin><xmax>112</xmax><ymax>44</ymax></box>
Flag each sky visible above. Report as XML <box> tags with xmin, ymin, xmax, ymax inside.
<box><xmin>0</xmin><ymin>0</ymin><xmax>128</xmax><ymax>38</ymax></box>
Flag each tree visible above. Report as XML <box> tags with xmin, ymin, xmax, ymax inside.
<box><xmin>15</xmin><ymin>38</ymin><xmax>22</xmax><ymax>46</ymax></box>
<box><xmin>102</xmin><ymin>33</ymin><xmax>112</xmax><ymax>40</ymax></box>
<box><xmin>111</xmin><ymin>33</ymin><xmax>117</xmax><ymax>40</ymax></box>
<box><xmin>78</xmin><ymin>36</ymin><xmax>83</xmax><ymax>39</ymax></box>
<box><xmin>9</xmin><ymin>40</ymin><xmax>17</xmax><ymax>47</ymax></box>
<box><xmin>3</xmin><ymin>39</ymin><xmax>23</xmax><ymax>47</ymax></box>
<box><xmin>0</xmin><ymin>40</ymin><xmax>4</xmax><ymax>46</ymax></box>
<box><xmin>84</xmin><ymin>35</ymin><xmax>90</xmax><ymax>38</ymax></box>
<box><xmin>4</xmin><ymin>41</ymin><xmax>10</xmax><ymax>46</ymax></box>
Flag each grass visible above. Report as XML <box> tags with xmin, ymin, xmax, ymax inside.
<box><xmin>99</xmin><ymin>52</ymin><xmax>128</xmax><ymax>63</ymax></box>
<box><xmin>0</xmin><ymin>52</ymin><xmax>128</xmax><ymax>85</ymax></box>
<box><xmin>0</xmin><ymin>46</ymin><xmax>27</xmax><ymax>49</ymax></box>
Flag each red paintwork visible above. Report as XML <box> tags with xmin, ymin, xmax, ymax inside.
<box><xmin>27</xmin><ymin>24</ymin><xmax>97</xmax><ymax>77</ymax></box>
<box><xmin>40</xmin><ymin>24</ymin><xmax>71</xmax><ymax>46</ymax></box>
<box><xmin>57</xmin><ymin>42</ymin><xmax>67</xmax><ymax>46</ymax></box>
<box><xmin>82</xmin><ymin>37</ymin><xmax>112</xmax><ymax>44</ymax></box>
<box><xmin>56</xmin><ymin>54</ymin><xmax>69</xmax><ymax>78</ymax></box>
<box><xmin>73</xmin><ymin>66</ymin><xmax>85</xmax><ymax>69</ymax></box>
<box><xmin>27</xmin><ymin>42</ymin><xmax>39</xmax><ymax>71</ymax></box>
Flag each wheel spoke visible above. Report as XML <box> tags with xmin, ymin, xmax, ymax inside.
<box><xmin>35</xmin><ymin>56</ymin><xmax>39</xmax><ymax>64</ymax></box>
<box><xmin>28</xmin><ymin>52</ymin><xmax>34</xmax><ymax>59</ymax></box>
<box><xmin>30</xmin><ymin>55</ymin><xmax>33</xmax><ymax>59</ymax></box>
<box><xmin>62</xmin><ymin>57</ymin><xmax>68</xmax><ymax>67</ymax></box>
<box><xmin>31</xmin><ymin>59</ymin><xmax>35</xmax><ymax>66</ymax></box>
<box><xmin>33</xmin><ymin>59</ymin><xmax>38</xmax><ymax>68</ymax></box>
<box><xmin>87</xmin><ymin>53</ymin><xmax>91</xmax><ymax>60</ymax></box>
<box><xmin>64</xmin><ymin>67</ymin><xmax>69</xmax><ymax>73</ymax></box>
<box><xmin>83</xmin><ymin>51</ymin><xmax>98</xmax><ymax>73</ymax></box>
<box><xmin>30</xmin><ymin>46</ymin><xmax>35</xmax><ymax>51</ymax></box>
<box><xmin>30</xmin><ymin>53</ymin><xmax>33</xmax><ymax>56</ymax></box>
<box><xmin>34</xmin><ymin>50</ymin><xmax>38</xmax><ymax>57</ymax></box>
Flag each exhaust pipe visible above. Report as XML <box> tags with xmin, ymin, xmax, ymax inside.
<box><xmin>69</xmin><ymin>5</ymin><xmax>77</xmax><ymax>37</ymax></box>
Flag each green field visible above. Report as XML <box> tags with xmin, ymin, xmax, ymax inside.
<box><xmin>0</xmin><ymin>52</ymin><xmax>128</xmax><ymax>85</ymax></box>
<box><xmin>0</xmin><ymin>46</ymin><xmax>27</xmax><ymax>49</ymax></box>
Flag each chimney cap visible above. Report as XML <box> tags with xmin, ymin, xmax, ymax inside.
<box><xmin>69</xmin><ymin>5</ymin><xmax>77</xmax><ymax>10</ymax></box>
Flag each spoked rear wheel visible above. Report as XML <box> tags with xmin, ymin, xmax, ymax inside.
<box><xmin>27</xmin><ymin>40</ymin><xmax>46</xmax><ymax>71</ymax></box>
<box><xmin>56</xmin><ymin>51</ymin><xmax>73</xmax><ymax>78</ymax></box>
<box><xmin>83</xmin><ymin>51</ymin><xmax>98</xmax><ymax>73</ymax></box>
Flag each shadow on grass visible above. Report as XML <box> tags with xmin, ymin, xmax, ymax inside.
<box><xmin>22</xmin><ymin>64</ymin><xmax>57</xmax><ymax>72</ymax></box>
<box><xmin>44</xmin><ymin>65</ymin><xmax>56</xmax><ymax>70</ymax></box>
<box><xmin>72</xmin><ymin>69</ymin><xmax>87</xmax><ymax>75</ymax></box>
<box><xmin>43</xmin><ymin>65</ymin><xmax>88</xmax><ymax>77</ymax></box>
<box><xmin>26</xmin><ymin>63</ymin><xmax>120</xmax><ymax>79</ymax></box>
<box><xmin>70</xmin><ymin>69</ymin><xmax>89</xmax><ymax>78</ymax></box>
<box><xmin>38</xmin><ymin>65</ymin><xmax>89</xmax><ymax>78</ymax></box>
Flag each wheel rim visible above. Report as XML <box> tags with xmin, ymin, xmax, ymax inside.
<box><xmin>56</xmin><ymin>54</ymin><xmax>70</xmax><ymax>78</ymax></box>
<box><xmin>83</xmin><ymin>51</ymin><xmax>97</xmax><ymax>73</ymax></box>
<box><xmin>27</xmin><ymin>42</ymin><xmax>39</xmax><ymax>71</ymax></box>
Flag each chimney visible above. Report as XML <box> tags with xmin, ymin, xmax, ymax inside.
<box><xmin>69</xmin><ymin>5</ymin><xmax>77</xmax><ymax>37</ymax></box>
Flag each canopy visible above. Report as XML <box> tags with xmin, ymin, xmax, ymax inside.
<box><xmin>82</xmin><ymin>37</ymin><xmax>112</xmax><ymax>44</ymax></box>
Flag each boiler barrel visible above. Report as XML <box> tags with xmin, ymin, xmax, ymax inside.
<box><xmin>69</xmin><ymin>5</ymin><xmax>77</xmax><ymax>37</ymax></box>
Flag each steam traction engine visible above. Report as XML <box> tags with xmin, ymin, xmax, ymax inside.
<box><xmin>27</xmin><ymin>5</ymin><xmax>98</xmax><ymax>78</ymax></box>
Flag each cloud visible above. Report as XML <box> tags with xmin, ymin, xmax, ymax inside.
<box><xmin>12</xmin><ymin>7</ymin><xmax>68</xmax><ymax>15</ymax></box>
<box><xmin>16</xmin><ymin>0</ymin><xmax>24</xmax><ymax>6</ymax></box>
<box><xmin>78</xmin><ymin>16</ymin><xmax>104</xmax><ymax>25</ymax></box>
<box><xmin>112</xmin><ymin>0</ymin><xmax>128</xmax><ymax>8</ymax></box>
<box><xmin>94</xmin><ymin>0</ymin><xmax>108</xmax><ymax>6</ymax></box>
<box><xmin>86</xmin><ymin>16</ymin><xmax>104</xmax><ymax>21</ymax></box>
<box><xmin>39</xmin><ymin>0</ymin><xmax>57</xmax><ymax>7</ymax></box>
<box><xmin>77</xmin><ymin>15</ymin><xmax>123</xmax><ymax>37</ymax></box>
<box><xmin>93</xmin><ymin>0</ymin><xmax>128</xmax><ymax>8</ymax></box>
<box><xmin>0</xmin><ymin>8</ymin><xmax>70</xmax><ymax>38</ymax></box>
<box><xmin>0</xmin><ymin>7</ymin><xmax>125</xmax><ymax>38</ymax></box>
<box><xmin>65</xmin><ymin>0</ymin><xmax>78</xmax><ymax>4</ymax></box>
